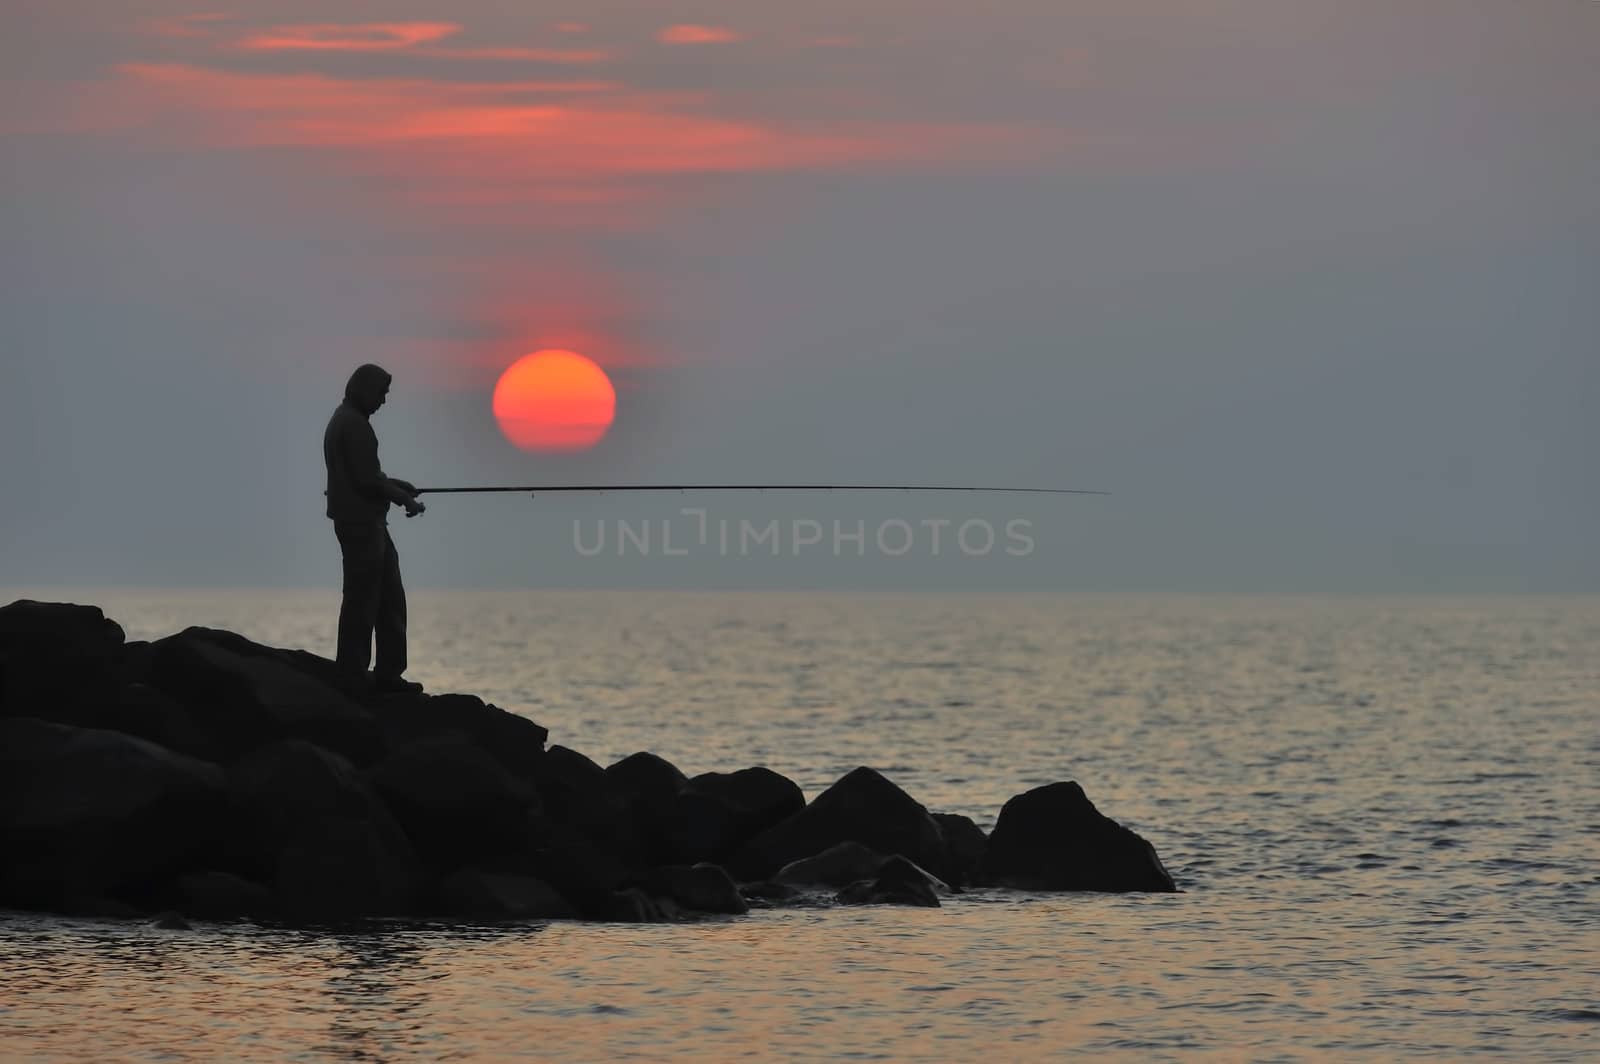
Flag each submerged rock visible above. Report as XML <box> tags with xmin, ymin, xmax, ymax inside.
<box><xmin>634</xmin><ymin>863</ymin><xmax>748</xmax><ymax>915</ymax></box>
<box><xmin>603</xmin><ymin>886</ymin><xmax>673</xmax><ymax>923</ymax></box>
<box><xmin>440</xmin><ymin>868</ymin><xmax>577</xmax><ymax>920</ymax></box>
<box><xmin>169</xmin><ymin>869</ymin><xmax>274</xmax><ymax>921</ymax></box>
<box><xmin>836</xmin><ymin>855</ymin><xmax>944</xmax><ymax>908</ymax></box>
<box><xmin>739</xmin><ymin>879</ymin><xmax>801</xmax><ymax>904</ymax></box>
<box><xmin>775</xmin><ymin>841</ymin><xmax>888</xmax><ymax>888</ymax></box>
<box><xmin>979</xmin><ymin>781</ymin><xmax>1176</xmax><ymax>892</ymax></box>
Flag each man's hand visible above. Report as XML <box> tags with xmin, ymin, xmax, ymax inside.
<box><xmin>391</xmin><ymin>478</ymin><xmax>418</xmax><ymax>495</ymax></box>
<box><xmin>403</xmin><ymin>496</ymin><xmax>427</xmax><ymax>518</ymax></box>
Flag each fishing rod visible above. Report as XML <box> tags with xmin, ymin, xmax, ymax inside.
<box><xmin>416</xmin><ymin>484</ymin><xmax>1109</xmax><ymax>497</ymax></box>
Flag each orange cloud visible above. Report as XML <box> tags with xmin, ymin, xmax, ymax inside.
<box><xmin>37</xmin><ymin>60</ymin><xmax>1046</xmax><ymax>235</ymax></box>
<box><xmin>238</xmin><ymin>22</ymin><xmax>461</xmax><ymax>52</ymax></box>
<box><xmin>657</xmin><ymin>25</ymin><xmax>743</xmax><ymax>45</ymax></box>
<box><xmin>112</xmin><ymin>63</ymin><xmax>1010</xmax><ymax>169</ymax></box>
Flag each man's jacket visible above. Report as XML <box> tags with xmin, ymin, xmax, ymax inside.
<box><xmin>323</xmin><ymin>400</ymin><xmax>396</xmax><ymax>523</ymax></box>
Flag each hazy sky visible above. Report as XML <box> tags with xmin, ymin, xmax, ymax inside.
<box><xmin>3</xmin><ymin>1</ymin><xmax>1595</xmax><ymax>591</ymax></box>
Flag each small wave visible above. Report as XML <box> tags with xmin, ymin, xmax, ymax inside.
<box><xmin>1479</xmin><ymin>857</ymin><xmax>1563</xmax><ymax>871</ymax></box>
<box><xmin>1535</xmin><ymin>1008</ymin><xmax>1600</xmax><ymax>1023</ymax></box>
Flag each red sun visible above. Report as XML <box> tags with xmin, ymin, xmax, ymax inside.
<box><xmin>492</xmin><ymin>349</ymin><xmax>616</xmax><ymax>451</ymax></box>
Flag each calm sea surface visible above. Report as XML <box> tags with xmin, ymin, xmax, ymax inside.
<box><xmin>2</xmin><ymin>591</ymin><xmax>1596</xmax><ymax>1060</ymax></box>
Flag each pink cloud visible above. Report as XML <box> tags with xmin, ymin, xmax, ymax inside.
<box><xmin>230</xmin><ymin>22</ymin><xmax>608</xmax><ymax>63</ymax></box>
<box><xmin>237</xmin><ymin>22</ymin><xmax>461</xmax><ymax>53</ymax></box>
<box><xmin>657</xmin><ymin>25</ymin><xmax>743</xmax><ymax>45</ymax></box>
<box><xmin>420</xmin><ymin>46</ymin><xmax>611</xmax><ymax>63</ymax></box>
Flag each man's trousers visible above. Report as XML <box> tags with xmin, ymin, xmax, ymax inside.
<box><xmin>333</xmin><ymin>520</ymin><xmax>406</xmax><ymax>679</ymax></box>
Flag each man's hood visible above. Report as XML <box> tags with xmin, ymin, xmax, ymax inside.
<box><xmin>344</xmin><ymin>363</ymin><xmax>392</xmax><ymax>414</ymax></box>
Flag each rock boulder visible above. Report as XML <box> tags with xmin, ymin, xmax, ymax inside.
<box><xmin>725</xmin><ymin>766</ymin><xmax>947</xmax><ymax>883</ymax></box>
<box><xmin>979</xmin><ymin>781</ymin><xmax>1176</xmax><ymax>892</ymax></box>
<box><xmin>0</xmin><ymin>717</ymin><xmax>225</xmax><ymax>908</ymax></box>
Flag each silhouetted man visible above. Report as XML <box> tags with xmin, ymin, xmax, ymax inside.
<box><xmin>324</xmin><ymin>363</ymin><xmax>426</xmax><ymax>695</ymax></box>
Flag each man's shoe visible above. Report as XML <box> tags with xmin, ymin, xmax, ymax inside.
<box><xmin>372</xmin><ymin>675</ymin><xmax>424</xmax><ymax>695</ymax></box>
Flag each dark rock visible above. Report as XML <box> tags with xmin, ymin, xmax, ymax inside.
<box><xmin>439</xmin><ymin>868</ymin><xmax>578</xmax><ymax>920</ymax></box>
<box><xmin>369</xmin><ymin>735</ymin><xmax>540</xmax><ymax>871</ymax></box>
<box><xmin>508</xmin><ymin>818</ymin><xmax>634</xmax><ymax>920</ymax></box>
<box><xmin>0</xmin><ymin>717</ymin><xmax>225</xmax><ymax>910</ymax></box>
<box><xmin>535</xmin><ymin>745</ymin><xmax>611</xmax><ymax>814</ymax></box>
<box><xmin>606</xmin><ymin>752</ymin><xmax>696</xmax><ymax>862</ymax></box>
<box><xmin>683</xmin><ymin>767</ymin><xmax>805</xmax><ymax>840</ymax></box>
<box><xmin>979</xmin><ymin>781</ymin><xmax>1177</xmax><ymax>892</ymax></box>
<box><xmin>227</xmin><ymin>739</ymin><xmax>416</xmax><ymax>884</ymax></box>
<box><xmin>109</xmin><ymin>683</ymin><xmax>212</xmax><ymax>760</ymax></box>
<box><xmin>171</xmin><ymin>869</ymin><xmax>274</xmax><ymax>920</ymax></box>
<box><xmin>835</xmin><ymin>855</ymin><xmax>943</xmax><ymax>907</ymax></box>
<box><xmin>0</xmin><ymin>599</ymin><xmax>125</xmax><ymax>647</ymax></box>
<box><xmin>533</xmin><ymin>745</ymin><xmax>637</xmax><ymax>860</ymax></box>
<box><xmin>273</xmin><ymin>647</ymin><xmax>354</xmax><ymax>692</ymax></box>
<box><xmin>0</xmin><ymin>676</ymin><xmax>209</xmax><ymax>762</ymax></box>
<box><xmin>276</xmin><ymin>815</ymin><xmax>419</xmax><ymax>920</ymax></box>
<box><xmin>0</xmin><ymin>601</ymin><xmax>126</xmax><ymax>720</ymax></box>
<box><xmin>647</xmin><ymin>789</ymin><xmax>746</xmax><ymax>866</ymax></box>
<box><xmin>377</xmin><ymin>693</ymin><xmax>548</xmax><ymax>778</ymax></box>
<box><xmin>0</xmin><ymin>600</ymin><xmax>1186</xmax><ymax>924</ymax></box>
<box><xmin>725</xmin><ymin>767</ymin><xmax>947</xmax><ymax>883</ymax></box>
<box><xmin>636</xmin><ymin>767</ymin><xmax>805</xmax><ymax>867</ymax></box>
<box><xmin>635</xmin><ymin>863</ymin><xmax>748</xmax><ymax>915</ymax></box>
<box><xmin>146</xmin><ymin>628</ymin><xmax>378</xmax><ymax>762</ymax></box>
<box><xmin>933</xmin><ymin>812</ymin><xmax>987</xmax><ymax>888</ymax></box>
<box><xmin>775</xmin><ymin>841</ymin><xmax>888</xmax><ymax>887</ymax></box>
<box><xmin>120</xmin><ymin>640</ymin><xmax>155</xmax><ymax>685</ymax></box>
<box><xmin>606</xmin><ymin>751</ymin><xmax>689</xmax><ymax>806</ymax></box>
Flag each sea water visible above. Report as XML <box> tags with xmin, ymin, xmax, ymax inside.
<box><xmin>1</xmin><ymin>591</ymin><xmax>1595</xmax><ymax>1060</ymax></box>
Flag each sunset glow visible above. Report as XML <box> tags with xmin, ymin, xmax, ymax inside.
<box><xmin>492</xmin><ymin>350</ymin><xmax>616</xmax><ymax>451</ymax></box>
<box><xmin>657</xmin><ymin>25</ymin><xmax>744</xmax><ymax>45</ymax></box>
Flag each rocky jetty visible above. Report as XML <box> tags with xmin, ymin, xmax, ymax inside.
<box><xmin>0</xmin><ymin>599</ymin><xmax>1177</xmax><ymax>924</ymax></box>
